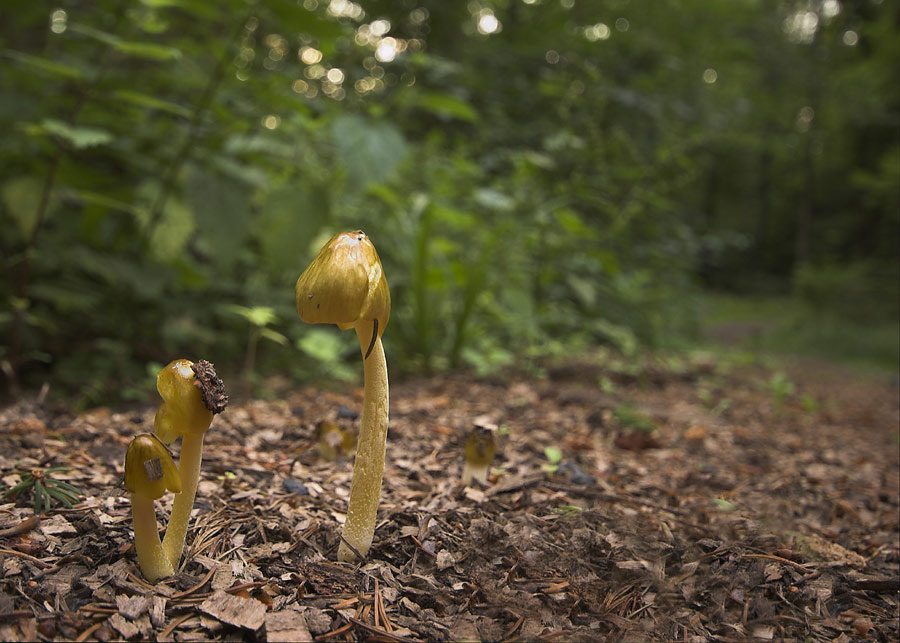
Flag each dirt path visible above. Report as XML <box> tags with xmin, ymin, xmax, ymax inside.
<box><xmin>1</xmin><ymin>355</ymin><xmax>898</xmax><ymax>641</ymax></box>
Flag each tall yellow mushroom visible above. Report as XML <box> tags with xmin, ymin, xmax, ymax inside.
<box><xmin>124</xmin><ymin>434</ymin><xmax>182</xmax><ymax>582</ymax></box>
<box><xmin>153</xmin><ymin>359</ymin><xmax>227</xmax><ymax>569</ymax></box>
<box><xmin>295</xmin><ymin>230</ymin><xmax>390</xmax><ymax>563</ymax></box>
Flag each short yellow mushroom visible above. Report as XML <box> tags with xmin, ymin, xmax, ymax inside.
<box><xmin>153</xmin><ymin>359</ymin><xmax>227</xmax><ymax>569</ymax></box>
<box><xmin>295</xmin><ymin>230</ymin><xmax>390</xmax><ymax>563</ymax></box>
<box><xmin>124</xmin><ymin>434</ymin><xmax>181</xmax><ymax>582</ymax></box>
<box><xmin>462</xmin><ymin>425</ymin><xmax>497</xmax><ymax>486</ymax></box>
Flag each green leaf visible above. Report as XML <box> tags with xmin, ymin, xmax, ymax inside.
<box><xmin>544</xmin><ymin>446</ymin><xmax>563</xmax><ymax>465</ymax></box>
<box><xmin>69</xmin><ymin>24</ymin><xmax>181</xmax><ymax>61</ymax></box>
<box><xmin>67</xmin><ymin>189</ymin><xmax>146</xmax><ymax>217</ymax></box>
<box><xmin>113</xmin><ymin>90</ymin><xmax>191</xmax><ymax>118</ymax></box>
<box><xmin>415</xmin><ymin>92</ymin><xmax>479</xmax><ymax>122</ymax></box>
<box><xmin>2</xmin><ymin>50</ymin><xmax>84</xmax><ymax>80</ymax></box>
<box><xmin>713</xmin><ymin>498</ymin><xmax>735</xmax><ymax>511</ymax></box>
<box><xmin>474</xmin><ymin>188</ymin><xmax>515</xmax><ymax>212</ymax></box>
<box><xmin>256</xmin><ymin>185</ymin><xmax>328</xmax><ymax>274</ymax></box>
<box><xmin>226</xmin><ymin>305</ymin><xmax>278</xmax><ymax>328</ymax></box>
<box><xmin>332</xmin><ymin>114</ymin><xmax>407</xmax><ymax>191</ymax></box>
<box><xmin>260</xmin><ymin>328</ymin><xmax>289</xmax><ymax>346</ymax></box>
<box><xmin>297</xmin><ymin>328</ymin><xmax>343</xmax><ymax>363</ymax></box>
<box><xmin>38</xmin><ymin>119</ymin><xmax>113</xmax><ymax>149</ymax></box>
<box><xmin>2</xmin><ymin>176</ymin><xmax>44</xmax><ymax>238</ymax></box>
<box><xmin>150</xmin><ymin>198</ymin><xmax>195</xmax><ymax>262</ymax></box>
<box><xmin>186</xmin><ymin>166</ymin><xmax>251</xmax><ymax>268</ymax></box>
<box><xmin>114</xmin><ymin>40</ymin><xmax>182</xmax><ymax>61</ymax></box>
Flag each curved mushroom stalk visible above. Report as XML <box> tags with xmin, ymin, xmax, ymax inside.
<box><xmin>338</xmin><ymin>322</ymin><xmax>389</xmax><ymax>562</ymax></box>
<box><xmin>152</xmin><ymin>359</ymin><xmax>227</xmax><ymax>570</ymax></box>
<box><xmin>161</xmin><ymin>429</ymin><xmax>206</xmax><ymax>566</ymax></box>
<box><xmin>131</xmin><ymin>495</ymin><xmax>175</xmax><ymax>582</ymax></box>
<box><xmin>124</xmin><ymin>434</ymin><xmax>181</xmax><ymax>582</ymax></box>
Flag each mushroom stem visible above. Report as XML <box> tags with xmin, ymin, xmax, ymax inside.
<box><xmin>337</xmin><ymin>322</ymin><xmax>389</xmax><ymax>563</ymax></box>
<box><xmin>162</xmin><ymin>431</ymin><xmax>205</xmax><ymax>567</ymax></box>
<box><xmin>461</xmin><ymin>462</ymin><xmax>489</xmax><ymax>487</ymax></box>
<box><xmin>131</xmin><ymin>495</ymin><xmax>175</xmax><ymax>582</ymax></box>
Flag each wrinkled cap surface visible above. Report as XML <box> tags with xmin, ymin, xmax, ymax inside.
<box><xmin>124</xmin><ymin>434</ymin><xmax>182</xmax><ymax>499</ymax></box>
<box><xmin>154</xmin><ymin>359</ymin><xmax>214</xmax><ymax>443</ymax></box>
<box><xmin>295</xmin><ymin>230</ymin><xmax>390</xmax><ymax>335</ymax></box>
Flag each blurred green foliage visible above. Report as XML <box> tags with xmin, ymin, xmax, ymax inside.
<box><xmin>1</xmin><ymin>0</ymin><xmax>897</xmax><ymax>404</ymax></box>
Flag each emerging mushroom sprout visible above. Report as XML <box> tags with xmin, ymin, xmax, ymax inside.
<box><xmin>153</xmin><ymin>359</ymin><xmax>227</xmax><ymax>569</ymax></box>
<box><xmin>462</xmin><ymin>424</ymin><xmax>497</xmax><ymax>486</ymax></box>
<box><xmin>124</xmin><ymin>434</ymin><xmax>182</xmax><ymax>582</ymax></box>
<box><xmin>295</xmin><ymin>231</ymin><xmax>390</xmax><ymax>563</ymax></box>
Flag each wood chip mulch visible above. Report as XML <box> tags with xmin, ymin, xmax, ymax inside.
<box><xmin>1</xmin><ymin>356</ymin><xmax>898</xmax><ymax>641</ymax></box>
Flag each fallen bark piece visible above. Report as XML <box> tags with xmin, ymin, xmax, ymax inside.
<box><xmin>116</xmin><ymin>594</ymin><xmax>152</xmax><ymax>620</ymax></box>
<box><xmin>265</xmin><ymin>610</ymin><xmax>312</xmax><ymax>642</ymax></box>
<box><xmin>199</xmin><ymin>589</ymin><xmax>266</xmax><ymax>631</ymax></box>
<box><xmin>108</xmin><ymin>614</ymin><xmax>140</xmax><ymax>639</ymax></box>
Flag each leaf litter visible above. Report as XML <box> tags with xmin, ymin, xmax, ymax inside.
<box><xmin>0</xmin><ymin>356</ymin><xmax>897</xmax><ymax>641</ymax></box>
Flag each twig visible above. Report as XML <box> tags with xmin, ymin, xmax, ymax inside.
<box><xmin>314</xmin><ymin>622</ymin><xmax>354</xmax><ymax>640</ymax></box>
<box><xmin>742</xmin><ymin>553</ymin><xmax>816</xmax><ymax>574</ymax></box>
<box><xmin>500</xmin><ymin>613</ymin><xmax>525</xmax><ymax>642</ymax></box>
<box><xmin>0</xmin><ymin>548</ymin><xmax>51</xmax><ymax>569</ymax></box>
<box><xmin>170</xmin><ymin>566</ymin><xmax>216</xmax><ymax>599</ymax></box>
<box><xmin>347</xmin><ymin>617</ymin><xmax>421</xmax><ymax>643</ymax></box>
<box><xmin>74</xmin><ymin>621</ymin><xmax>103</xmax><ymax>642</ymax></box>
<box><xmin>852</xmin><ymin>578</ymin><xmax>900</xmax><ymax>593</ymax></box>
<box><xmin>0</xmin><ymin>516</ymin><xmax>40</xmax><ymax>538</ymax></box>
<box><xmin>158</xmin><ymin>613</ymin><xmax>192</xmax><ymax>640</ymax></box>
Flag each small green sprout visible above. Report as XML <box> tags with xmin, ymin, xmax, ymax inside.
<box><xmin>2</xmin><ymin>466</ymin><xmax>83</xmax><ymax>514</ymax></box>
<box><xmin>552</xmin><ymin>505</ymin><xmax>583</xmax><ymax>516</ymax></box>
<box><xmin>766</xmin><ymin>372</ymin><xmax>795</xmax><ymax>415</ymax></box>
<box><xmin>613</xmin><ymin>405</ymin><xmax>656</xmax><ymax>433</ymax></box>
<box><xmin>542</xmin><ymin>446</ymin><xmax>563</xmax><ymax>474</ymax></box>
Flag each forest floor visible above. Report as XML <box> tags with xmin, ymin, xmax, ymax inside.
<box><xmin>0</xmin><ymin>351</ymin><xmax>898</xmax><ymax>642</ymax></box>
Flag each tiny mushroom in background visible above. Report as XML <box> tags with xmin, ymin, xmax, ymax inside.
<box><xmin>153</xmin><ymin>359</ymin><xmax>228</xmax><ymax>568</ymax></box>
<box><xmin>462</xmin><ymin>419</ymin><xmax>497</xmax><ymax>486</ymax></box>
<box><xmin>295</xmin><ymin>230</ymin><xmax>390</xmax><ymax>563</ymax></box>
<box><xmin>315</xmin><ymin>420</ymin><xmax>357</xmax><ymax>461</ymax></box>
<box><xmin>124</xmin><ymin>433</ymin><xmax>182</xmax><ymax>582</ymax></box>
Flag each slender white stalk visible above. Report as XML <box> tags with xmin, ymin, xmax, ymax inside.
<box><xmin>162</xmin><ymin>431</ymin><xmax>204</xmax><ymax>567</ymax></box>
<box><xmin>338</xmin><ymin>323</ymin><xmax>389</xmax><ymax>563</ymax></box>
<box><xmin>461</xmin><ymin>462</ymin><xmax>489</xmax><ymax>486</ymax></box>
<box><xmin>132</xmin><ymin>495</ymin><xmax>174</xmax><ymax>582</ymax></box>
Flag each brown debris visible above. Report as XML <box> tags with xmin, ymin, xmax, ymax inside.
<box><xmin>191</xmin><ymin>360</ymin><xmax>228</xmax><ymax>415</ymax></box>
<box><xmin>199</xmin><ymin>590</ymin><xmax>267</xmax><ymax>631</ymax></box>
<box><xmin>0</xmin><ymin>356</ymin><xmax>897</xmax><ymax>641</ymax></box>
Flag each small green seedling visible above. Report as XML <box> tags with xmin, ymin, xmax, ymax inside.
<box><xmin>766</xmin><ymin>372</ymin><xmax>795</xmax><ymax>415</ymax></box>
<box><xmin>599</xmin><ymin>376</ymin><xmax>616</xmax><ymax>393</ymax></box>
<box><xmin>542</xmin><ymin>446</ymin><xmax>563</xmax><ymax>474</ymax></box>
<box><xmin>613</xmin><ymin>405</ymin><xmax>656</xmax><ymax>432</ymax></box>
<box><xmin>552</xmin><ymin>504</ymin><xmax>583</xmax><ymax>516</ymax></box>
<box><xmin>3</xmin><ymin>466</ymin><xmax>83</xmax><ymax>514</ymax></box>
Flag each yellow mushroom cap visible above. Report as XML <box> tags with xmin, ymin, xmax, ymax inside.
<box><xmin>295</xmin><ymin>231</ymin><xmax>390</xmax><ymax>336</ymax></box>
<box><xmin>465</xmin><ymin>426</ymin><xmax>497</xmax><ymax>468</ymax></box>
<box><xmin>153</xmin><ymin>359</ymin><xmax>214</xmax><ymax>443</ymax></box>
<box><xmin>124</xmin><ymin>434</ymin><xmax>182</xmax><ymax>499</ymax></box>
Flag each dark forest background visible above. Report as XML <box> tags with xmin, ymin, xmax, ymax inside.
<box><xmin>2</xmin><ymin>0</ymin><xmax>897</xmax><ymax>407</ymax></box>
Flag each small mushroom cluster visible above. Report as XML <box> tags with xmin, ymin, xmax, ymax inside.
<box><xmin>123</xmin><ymin>359</ymin><xmax>227</xmax><ymax>582</ymax></box>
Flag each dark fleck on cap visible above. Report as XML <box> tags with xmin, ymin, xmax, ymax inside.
<box><xmin>191</xmin><ymin>360</ymin><xmax>228</xmax><ymax>414</ymax></box>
